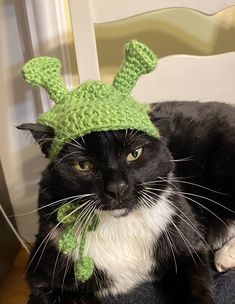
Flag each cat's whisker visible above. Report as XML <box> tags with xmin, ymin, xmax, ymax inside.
<box><xmin>26</xmin><ymin>200</ymin><xmax>94</xmax><ymax>273</ymax></box>
<box><xmin>47</xmin><ymin>123</ymin><xmax>85</xmax><ymax>151</ymax></box>
<box><xmin>73</xmin><ymin>201</ymin><xmax>98</xmax><ymax>237</ymax></box>
<box><xmin>138</xmin><ymin>191</ymin><xmax>153</xmax><ymax>209</ymax></box>
<box><xmin>143</xmin><ymin>184</ymin><xmax>230</xmax><ymax>229</ymax></box>
<box><xmin>77</xmin><ymin>202</ymin><xmax>103</xmax><ymax>241</ymax></box>
<box><xmin>126</xmin><ymin>130</ymin><xmax>147</xmax><ymax>145</ymax></box>
<box><xmin>49</xmin><ymin>198</ymin><xmax>92</xmax><ymax>221</ymax></box>
<box><xmin>62</xmin><ymin>200</ymin><xmax>96</xmax><ymax>241</ymax></box>
<box><xmin>170</xmin><ymin>157</ymin><xmax>193</xmax><ymax>162</ymax></box>
<box><xmin>158</xmin><ymin>176</ymin><xmax>229</xmax><ymax>196</ymax></box>
<box><xmin>143</xmin><ymin>188</ymin><xmax>213</xmax><ymax>251</ymax></box>
<box><xmin>33</xmin><ymin>200</ymin><xmax>94</xmax><ymax>272</ymax></box>
<box><xmin>51</xmin><ymin>151</ymin><xmax>85</xmax><ymax>170</ymax></box>
<box><xmin>36</xmin><ymin>137</ymin><xmax>83</xmax><ymax>151</ymax></box>
<box><xmin>141</xmin><ymin>188</ymin><xmax>214</xmax><ymax>254</ymax></box>
<box><xmin>128</xmin><ymin>129</ymin><xmax>135</xmax><ymax>138</ymax></box>
<box><xmin>33</xmin><ymin>199</ymin><xmax>96</xmax><ymax>273</ymax></box>
<box><xmin>81</xmin><ymin>136</ymin><xmax>85</xmax><ymax>145</ymax></box>
<box><xmin>61</xmin><ymin>254</ymin><xmax>71</xmax><ymax>293</ymax></box>
<box><xmin>50</xmin><ymin>196</ymin><xmax>96</xmax><ymax>216</ymax></box>
<box><xmin>38</xmin><ymin>186</ymin><xmax>49</xmax><ymax>194</ymax></box>
<box><xmin>83</xmin><ymin>204</ymin><xmax>98</xmax><ymax>232</ymax></box>
<box><xmin>59</xmin><ymin>200</ymin><xmax>98</xmax><ymax>289</ymax></box>
<box><xmin>170</xmin><ymin>221</ymin><xmax>202</xmax><ymax>267</ymax></box>
<box><xmin>51</xmin><ymin>250</ymin><xmax>61</xmax><ymax>288</ymax></box>
<box><xmin>138</xmin><ymin>174</ymin><xmax>198</xmax><ymax>187</ymax></box>
<box><xmin>139</xmin><ymin>193</ymin><xmax>154</xmax><ymax>209</ymax></box>
<box><xmin>11</xmin><ymin>193</ymin><xmax>95</xmax><ymax>217</ymax></box>
<box><xmin>177</xmin><ymin>190</ymin><xmax>234</xmax><ymax>214</ymax></box>
<box><xmin>79</xmin><ymin>202</ymin><xmax>99</xmax><ymax>238</ymax></box>
<box><xmin>174</xmin><ymin>191</ymin><xmax>229</xmax><ymax>229</ymax></box>
<box><xmin>139</xmin><ymin>189</ymin><xmax>201</xmax><ymax>267</ymax></box>
<box><xmin>137</xmin><ymin>178</ymin><xmax>169</xmax><ymax>186</ymax></box>
<box><xmin>139</xmin><ymin>190</ymin><xmax>177</xmax><ymax>264</ymax></box>
<box><xmin>124</xmin><ymin>129</ymin><xmax>128</xmax><ymax>142</ymax></box>
<box><xmin>164</xmin><ymin>229</ymin><xmax>178</xmax><ymax>274</ymax></box>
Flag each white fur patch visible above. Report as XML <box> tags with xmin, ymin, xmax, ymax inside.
<box><xmin>72</xmin><ymin>188</ymin><xmax>174</xmax><ymax>297</ymax></box>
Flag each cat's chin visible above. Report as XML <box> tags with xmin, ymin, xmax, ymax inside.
<box><xmin>101</xmin><ymin>208</ymin><xmax>129</xmax><ymax>218</ymax></box>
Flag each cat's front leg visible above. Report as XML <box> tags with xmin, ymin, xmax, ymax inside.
<box><xmin>180</xmin><ymin>252</ymin><xmax>215</xmax><ymax>304</ymax></box>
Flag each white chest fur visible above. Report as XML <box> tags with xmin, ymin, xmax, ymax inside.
<box><xmin>72</xmin><ymin>190</ymin><xmax>174</xmax><ymax>296</ymax></box>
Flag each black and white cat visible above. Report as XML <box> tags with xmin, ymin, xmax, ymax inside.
<box><xmin>19</xmin><ymin>101</ymin><xmax>235</xmax><ymax>304</ymax></box>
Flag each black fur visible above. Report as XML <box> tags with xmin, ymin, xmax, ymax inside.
<box><xmin>20</xmin><ymin>101</ymin><xmax>235</xmax><ymax>304</ymax></box>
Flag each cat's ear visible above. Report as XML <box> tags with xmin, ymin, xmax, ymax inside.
<box><xmin>149</xmin><ymin>109</ymin><xmax>172</xmax><ymax>138</ymax></box>
<box><xmin>17</xmin><ymin>123</ymin><xmax>54</xmax><ymax>157</ymax></box>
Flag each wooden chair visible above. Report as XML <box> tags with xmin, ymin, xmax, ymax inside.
<box><xmin>68</xmin><ymin>0</ymin><xmax>235</xmax><ymax>104</ymax></box>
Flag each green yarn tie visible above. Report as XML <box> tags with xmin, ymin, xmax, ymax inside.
<box><xmin>57</xmin><ymin>202</ymin><xmax>99</xmax><ymax>282</ymax></box>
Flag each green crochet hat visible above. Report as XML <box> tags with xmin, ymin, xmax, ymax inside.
<box><xmin>22</xmin><ymin>40</ymin><xmax>159</xmax><ymax>159</ymax></box>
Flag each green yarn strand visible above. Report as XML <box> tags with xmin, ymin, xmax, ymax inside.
<box><xmin>113</xmin><ymin>40</ymin><xmax>157</xmax><ymax>97</ymax></box>
<box><xmin>22</xmin><ymin>57</ymin><xmax>68</xmax><ymax>103</ymax></box>
<box><xmin>56</xmin><ymin>203</ymin><xmax>99</xmax><ymax>282</ymax></box>
<box><xmin>74</xmin><ymin>256</ymin><xmax>94</xmax><ymax>283</ymax></box>
<box><xmin>58</xmin><ymin>228</ymin><xmax>77</xmax><ymax>254</ymax></box>
<box><xmin>74</xmin><ymin>213</ymin><xmax>98</xmax><ymax>281</ymax></box>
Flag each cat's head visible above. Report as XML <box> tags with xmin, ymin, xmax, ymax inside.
<box><xmin>18</xmin><ymin>123</ymin><xmax>173</xmax><ymax>214</ymax></box>
<box><xmin>19</xmin><ymin>41</ymin><xmax>172</xmax><ymax>215</ymax></box>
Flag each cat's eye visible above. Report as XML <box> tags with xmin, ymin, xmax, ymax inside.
<box><xmin>127</xmin><ymin>147</ymin><xmax>143</xmax><ymax>162</ymax></box>
<box><xmin>74</xmin><ymin>161</ymin><xmax>93</xmax><ymax>172</ymax></box>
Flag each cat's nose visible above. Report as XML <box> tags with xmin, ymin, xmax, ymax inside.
<box><xmin>105</xmin><ymin>181</ymin><xmax>128</xmax><ymax>199</ymax></box>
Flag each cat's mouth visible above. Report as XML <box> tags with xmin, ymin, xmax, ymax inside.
<box><xmin>95</xmin><ymin>197</ymin><xmax>133</xmax><ymax>217</ymax></box>
<box><xmin>102</xmin><ymin>208</ymin><xmax>129</xmax><ymax>218</ymax></box>
<box><xmin>97</xmin><ymin>197</ymin><xmax>134</xmax><ymax>215</ymax></box>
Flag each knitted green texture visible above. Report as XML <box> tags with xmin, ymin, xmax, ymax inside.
<box><xmin>74</xmin><ymin>256</ymin><xmax>94</xmax><ymax>283</ymax></box>
<box><xmin>22</xmin><ymin>40</ymin><xmax>160</xmax><ymax>159</ymax></box>
<box><xmin>58</xmin><ymin>229</ymin><xmax>77</xmax><ymax>254</ymax></box>
<box><xmin>22</xmin><ymin>57</ymin><xmax>68</xmax><ymax>103</ymax></box>
<box><xmin>57</xmin><ymin>202</ymin><xmax>78</xmax><ymax>224</ymax></box>
<box><xmin>74</xmin><ymin>225</ymin><xmax>95</xmax><ymax>282</ymax></box>
<box><xmin>113</xmin><ymin>40</ymin><xmax>157</xmax><ymax>97</ymax></box>
<box><xmin>56</xmin><ymin>202</ymin><xmax>99</xmax><ymax>282</ymax></box>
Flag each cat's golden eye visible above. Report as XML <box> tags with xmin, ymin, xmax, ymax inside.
<box><xmin>127</xmin><ymin>147</ymin><xmax>143</xmax><ymax>162</ymax></box>
<box><xmin>74</xmin><ymin>161</ymin><xmax>93</xmax><ymax>172</ymax></box>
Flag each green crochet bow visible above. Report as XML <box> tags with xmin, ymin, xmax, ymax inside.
<box><xmin>22</xmin><ymin>40</ymin><xmax>159</xmax><ymax>159</ymax></box>
<box><xmin>57</xmin><ymin>203</ymin><xmax>99</xmax><ymax>282</ymax></box>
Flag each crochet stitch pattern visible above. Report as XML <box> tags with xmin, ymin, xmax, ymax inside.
<box><xmin>57</xmin><ymin>202</ymin><xmax>99</xmax><ymax>282</ymax></box>
<box><xmin>22</xmin><ymin>40</ymin><xmax>160</xmax><ymax>159</ymax></box>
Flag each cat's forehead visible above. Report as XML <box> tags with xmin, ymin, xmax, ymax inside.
<box><xmin>83</xmin><ymin>130</ymin><xmax>150</xmax><ymax>151</ymax></box>
<box><xmin>61</xmin><ymin>129</ymin><xmax>152</xmax><ymax>159</ymax></box>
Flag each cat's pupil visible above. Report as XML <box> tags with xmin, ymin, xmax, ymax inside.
<box><xmin>79</xmin><ymin>161</ymin><xmax>85</xmax><ymax>169</ymax></box>
<box><xmin>132</xmin><ymin>151</ymin><xmax>138</xmax><ymax>158</ymax></box>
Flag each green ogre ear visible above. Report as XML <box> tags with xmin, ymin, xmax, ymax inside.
<box><xmin>112</xmin><ymin>40</ymin><xmax>157</xmax><ymax>97</ymax></box>
<box><xmin>22</xmin><ymin>57</ymin><xmax>68</xmax><ymax>103</ymax></box>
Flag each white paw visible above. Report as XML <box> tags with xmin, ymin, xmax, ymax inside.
<box><xmin>215</xmin><ymin>237</ymin><xmax>235</xmax><ymax>272</ymax></box>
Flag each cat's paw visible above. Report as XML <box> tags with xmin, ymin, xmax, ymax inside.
<box><xmin>215</xmin><ymin>237</ymin><xmax>235</xmax><ymax>272</ymax></box>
